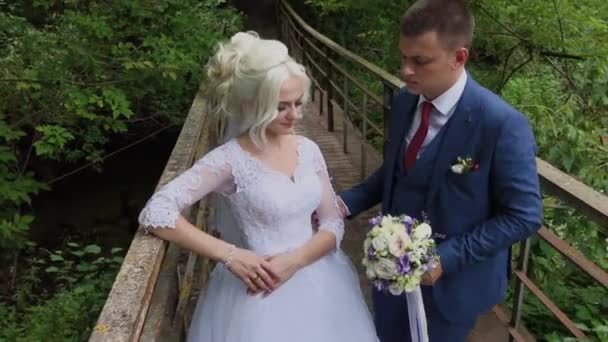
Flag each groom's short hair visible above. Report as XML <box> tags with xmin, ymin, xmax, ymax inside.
<box><xmin>400</xmin><ymin>0</ymin><xmax>474</xmax><ymax>50</ymax></box>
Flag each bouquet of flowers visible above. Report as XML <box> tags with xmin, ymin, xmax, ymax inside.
<box><xmin>362</xmin><ymin>213</ymin><xmax>439</xmax><ymax>295</ymax></box>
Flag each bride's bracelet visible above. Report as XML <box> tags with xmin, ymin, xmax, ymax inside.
<box><xmin>224</xmin><ymin>244</ymin><xmax>236</xmax><ymax>268</ymax></box>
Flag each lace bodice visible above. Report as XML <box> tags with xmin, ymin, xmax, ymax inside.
<box><xmin>138</xmin><ymin>137</ymin><xmax>344</xmax><ymax>254</ymax></box>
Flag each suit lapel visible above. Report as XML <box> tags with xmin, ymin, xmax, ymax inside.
<box><xmin>424</xmin><ymin>79</ymin><xmax>482</xmax><ymax>209</ymax></box>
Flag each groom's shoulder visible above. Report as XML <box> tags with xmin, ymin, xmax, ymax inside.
<box><xmin>469</xmin><ymin>78</ymin><xmax>529</xmax><ymax>129</ymax></box>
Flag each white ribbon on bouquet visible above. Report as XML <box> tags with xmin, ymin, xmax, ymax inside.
<box><xmin>406</xmin><ymin>285</ymin><xmax>429</xmax><ymax>342</ymax></box>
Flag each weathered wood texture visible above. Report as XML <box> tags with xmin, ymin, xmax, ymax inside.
<box><xmin>89</xmin><ymin>91</ymin><xmax>209</xmax><ymax>342</ymax></box>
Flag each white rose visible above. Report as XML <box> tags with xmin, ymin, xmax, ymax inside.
<box><xmin>385</xmin><ymin>222</ymin><xmax>396</xmax><ymax>233</ymax></box>
<box><xmin>388</xmin><ymin>222</ymin><xmax>405</xmax><ymax>235</ymax></box>
<box><xmin>388</xmin><ymin>234</ymin><xmax>406</xmax><ymax>257</ymax></box>
<box><xmin>374</xmin><ymin>259</ymin><xmax>398</xmax><ymax>279</ymax></box>
<box><xmin>413</xmin><ymin>223</ymin><xmax>432</xmax><ymax>241</ymax></box>
<box><xmin>398</xmin><ymin>231</ymin><xmax>411</xmax><ymax>244</ymax></box>
<box><xmin>388</xmin><ymin>283</ymin><xmax>403</xmax><ymax>296</ymax></box>
<box><xmin>371</xmin><ymin>236</ymin><xmax>390</xmax><ymax>252</ymax></box>
<box><xmin>362</xmin><ymin>256</ymin><xmax>370</xmax><ymax>267</ymax></box>
<box><xmin>451</xmin><ymin>164</ymin><xmax>464</xmax><ymax>174</ymax></box>
<box><xmin>369</xmin><ymin>226</ymin><xmax>382</xmax><ymax>237</ymax></box>
<box><xmin>363</xmin><ymin>238</ymin><xmax>372</xmax><ymax>253</ymax></box>
<box><xmin>381</xmin><ymin>215</ymin><xmax>393</xmax><ymax>226</ymax></box>
<box><xmin>365</xmin><ymin>266</ymin><xmax>377</xmax><ymax>280</ymax></box>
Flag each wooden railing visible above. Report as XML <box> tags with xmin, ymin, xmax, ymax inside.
<box><xmin>89</xmin><ymin>89</ymin><xmax>219</xmax><ymax>341</ymax></box>
<box><xmin>276</xmin><ymin>0</ymin><xmax>608</xmax><ymax>341</ymax></box>
<box><xmin>276</xmin><ymin>0</ymin><xmax>401</xmax><ymax>181</ymax></box>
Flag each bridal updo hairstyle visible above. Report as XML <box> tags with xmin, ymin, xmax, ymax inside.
<box><xmin>204</xmin><ymin>31</ymin><xmax>311</xmax><ymax>147</ymax></box>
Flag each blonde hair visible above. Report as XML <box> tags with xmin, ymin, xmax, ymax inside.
<box><xmin>204</xmin><ymin>31</ymin><xmax>311</xmax><ymax>147</ymax></box>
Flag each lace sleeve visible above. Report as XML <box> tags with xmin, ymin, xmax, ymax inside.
<box><xmin>310</xmin><ymin>141</ymin><xmax>345</xmax><ymax>248</ymax></box>
<box><xmin>138</xmin><ymin>146</ymin><xmax>234</xmax><ymax>230</ymax></box>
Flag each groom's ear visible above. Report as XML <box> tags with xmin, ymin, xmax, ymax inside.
<box><xmin>452</xmin><ymin>48</ymin><xmax>469</xmax><ymax>69</ymax></box>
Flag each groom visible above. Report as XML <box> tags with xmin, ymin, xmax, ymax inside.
<box><xmin>337</xmin><ymin>0</ymin><xmax>542</xmax><ymax>341</ymax></box>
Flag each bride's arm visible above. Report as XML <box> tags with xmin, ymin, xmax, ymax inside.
<box><xmin>139</xmin><ymin>151</ymin><xmax>275</xmax><ymax>291</ymax></box>
<box><xmin>290</xmin><ymin>162</ymin><xmax>344</xmax><ymax>268</ymax></box>
<box><xmin>153</xmin><ymin>216</ymin><xmax>275</xmax><ymax>291</ymax></box>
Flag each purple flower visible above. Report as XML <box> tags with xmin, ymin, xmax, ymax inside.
<box><xmin>367</xmin><ymin>246</ymin><xmax>377</xmax><ymax>261</ymax></box>
<box><xmin>396</xmin><ymin>254</ymin><xmax>411</xmax><ymax>274</ymax></box>
<box><xmin>421</xmin><ymin>258</ymin><xmax>437</xmax><ymax>272</ymax></box>
<box><xmin>402</xmin><ymin>216</ymin><xmax>413</xmax><ymax>234</ymax></box>
<box><xmin>402</xmin><ymin>216</ymin><xmax>413</xmax><ymax>225</ymax></box>
<box><xmin>368</xmin><ymin>213</ymin><xmax>383</xmax><ymax>228</ymax></box>
<box><xmin>374</xmin><ymin>280</ymin><xmax>390</xmax><ymax>291</ymax></box>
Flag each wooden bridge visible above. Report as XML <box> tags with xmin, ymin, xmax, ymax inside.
<box><xmin>89</xmin><ymin>1</ymin><xmax>608</xmax><ymax>341</ymax></box>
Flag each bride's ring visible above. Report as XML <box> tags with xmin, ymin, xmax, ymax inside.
<box><xmin>251</xmin><ymin>274</ymin><xmax>259</xmax><ymax>280</ymax></box>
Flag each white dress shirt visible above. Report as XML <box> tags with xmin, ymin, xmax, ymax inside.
<box><xmin>405</xmin><ymin>70</ymin><xmax>468</xmax><ymax>157</ymax></box>
<box><xmin>339</xmin><ymin>71</ymin><xmax>469</xmax><ymax>217</ymax></box>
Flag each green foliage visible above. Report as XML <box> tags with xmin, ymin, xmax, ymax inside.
<box><xmin>293</xmin><ymin>0</ymin><xmax>607</xmax><ymax>340</ymax></box>
<box><xmin>0</xmin><ymin>214</ymin><xmax>34</xmax><ymax>252</ymax></box>
<box><xmin>0</xmin><ymin>0</ymin><xmax>241</xmax><ymax>256</ymax></box>
<box><xmin>0</xmin><ymin>0</ymin><xmax>242</xmax><ymax>340</ymax></box>
<box><xmin>0</xmin><ymin>243</ymin><xmax>124</xmax><ymax>341</ymax></box>
<box><xmin>1</xmin><ymin>283</ymin><xmax>110</xmax><ymax>342</ymax></box>
<box><xmin>42</xmin><ymin>242</ymin><xmax>123</xmax><ymax>288</ymax></box>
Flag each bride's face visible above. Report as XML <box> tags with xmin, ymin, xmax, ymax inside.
<box><xmin>267</xmin><ymin>76</ymin><xmax>304</xmax><ymax>136</ymax></box>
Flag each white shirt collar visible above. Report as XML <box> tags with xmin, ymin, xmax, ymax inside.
<box><xmin>417</xmin><ymin>70</ymin><xmax>468</xmax><ymax>116</ymax></box>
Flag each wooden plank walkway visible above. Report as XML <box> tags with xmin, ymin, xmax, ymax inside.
<box><xmin>295</xmin><ymin>91</ymin><xmax>534</xmax><ymax>342</ymax></box>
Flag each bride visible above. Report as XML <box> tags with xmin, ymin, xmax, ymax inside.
<box><xmin>138</xmin><ymin>31</ymin><xmax>378</xmax><ymax>342</ymax></box>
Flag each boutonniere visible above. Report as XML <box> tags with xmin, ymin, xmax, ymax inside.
<box><xmin>451</xmin><ymin>156</ymin><xmax>479</xmax><ymax>174</ymax></box>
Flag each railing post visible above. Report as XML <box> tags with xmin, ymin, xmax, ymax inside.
<box><xmin>343</xmin><ymin>77</ymin><xmax>348</xmax><ymax>154</ymax></box>
<box><xmin>325</xmin><ymin>46</ymin><xmax>334</xmax><ymax>132</ymax></box>
<box><xmin>318</xmin><ymin>81</ymin><xmax>324</xmax><ymax>117</ymax></box>
<box><xmin>382</xmin><ymin>83</ymin><xmax>394</xmax><ymax>160</ymax></box>
<box><xmin>509</xmin><ymin>238</ymin><xmax>532</xmax><ymax>341</ymax></box>
<box><xmin>300</xmin><ymin>32</ymin><xmax>305</xmax><ymax>66</ymax></box>
<box><xmin>361</xmin><ymin>93</ymin><xmax>368</xmax><ymax>181</ymax></box>
<box><xmin>297</xmin><ymin>30</ymin><xmax>305</xmax><ymax>64</ymax></box>
<box><xmin>310</xmin><ymin>53</ymin><xmax>316</xmax><ymax>103</ymax></box>
<box><xmin>286</xmin><ymin>20</ymin><xmax>293</xmax><ymax>54</ymax></box>
<box><xmin>275</xmin><ymin>2</ymin><xmax>282</xmax><ymax>41</ymax></box>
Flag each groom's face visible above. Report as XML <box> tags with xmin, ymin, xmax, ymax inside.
<box><xmin>398</xmin><ymin>31</ymin><xmax>467</xmax><ymax>100</ymax></box>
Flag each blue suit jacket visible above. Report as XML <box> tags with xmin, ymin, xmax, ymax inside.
<box><xmin>340</xmin><ymin>76</ymin><xmax>543</xmax><ymax>323</ymax></box>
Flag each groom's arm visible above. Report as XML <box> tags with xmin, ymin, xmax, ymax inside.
<box><xmin>436</xmin><ymin>111</ymin><xmax>543</xmax><ymax>275</ymax></box>
<box><xmin>339</xmin><ymin>163</ymin><xmax>385</xmax><ymax>219</ymax></box>
<box><xmin>338</xmin><ymin>88</ymin><xmax>410</xmax><ymax>219</ymax></box>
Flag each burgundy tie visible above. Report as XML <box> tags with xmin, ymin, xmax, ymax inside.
<box><xmin>405</xmin><ymin>101</ymin><xmax>433</xmax><ymax>170</ymax></box>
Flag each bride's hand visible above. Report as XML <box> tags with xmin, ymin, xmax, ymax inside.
<box><xmin>259</xmin><ymin>252</ymin><xmax>303</xmax><ymax>296</ymax></box>
<box><xmin>227</xmin><ymin>248</ymin><xmax>277</xmax><ymax>293</ymax></box>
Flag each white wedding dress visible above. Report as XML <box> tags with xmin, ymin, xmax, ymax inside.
<box><xmin>138</xmin><ymin>136</ymin><xmax>379</xmax><ymax>342</ymax></box>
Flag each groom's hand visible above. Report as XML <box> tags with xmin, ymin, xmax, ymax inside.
<box><xmin>311</xmin><ymin>211</ymin><xmax>320</xmax><ymax>230</ymax></box>
<box><xmin>311</xmin><ymin>196</ymin><xmax>349</xmax><ymax>229</ymax></box>
<box><xmin>336</xmin><ymin>196</ymin><xmax>349</xmax><ymax>218</ymax></box>
<box><xmin>421</xmin><ymin>262</ymin><xmax>443</xmax><ymax>285</ymax></box>
<box><xmin>310</xmin><ymin>196</ymin><xmax>350</xmax><ymax>230</ymax></box>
